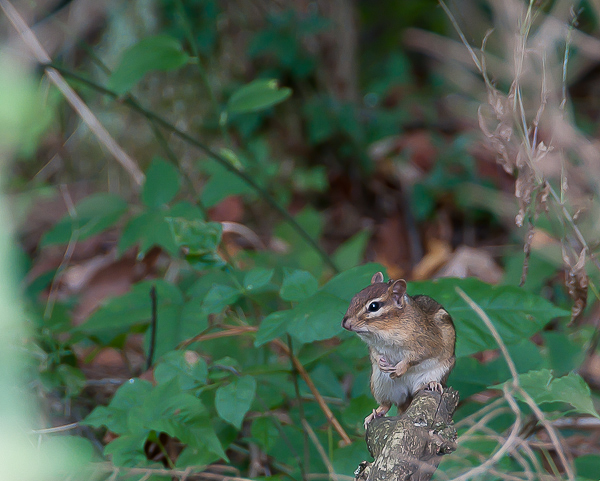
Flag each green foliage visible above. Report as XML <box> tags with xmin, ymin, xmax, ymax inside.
<box><xmin>226</xmin><ymin>79</ymin><xmax>292</xmax><ymax>115</ymax></box>
<box><xmin>42</xmin><ymin>193</ymin><xmax>127</xmax><ymax>246</ymax></box>
<box><xmin>108</xmin><ymin>35</ymin><xmax>190</xmax><ymax>94</ymax></box>
<box><xmin>493</xmin><ymin>370</ymin><xmax>599</xmax><ymax>419</ymax></box>
<box><xmin>215</xmin><ymin>375</ymin><xmax>257</xmax><ymax>429</ymax></box>
<box><xmin>142</xmin><ymin>157</ymin><xmax>181</xmax><ymax>208</ymax></box>
<box><xmin>20</xmin><ymin>2</ymin><xmax>599</xmax><ymax>480</ymax></box>
<box><xmin>410</xmin><ymin>278</ymin><xmax>570</xmax><ymax>357</ymax></box>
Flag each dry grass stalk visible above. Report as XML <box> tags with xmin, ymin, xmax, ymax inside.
<box><xmin>440</xmin><ymin>0</ymin><xmax>594</xmax><ymax>323</ymax></box>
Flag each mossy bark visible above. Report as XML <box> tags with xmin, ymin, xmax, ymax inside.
<box><xmin>354</xmin><ymin>388</ymin><xmax>459</xmax><ymax>481</ymax></box>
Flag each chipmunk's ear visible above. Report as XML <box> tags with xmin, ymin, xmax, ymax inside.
<box><xmin>390</xmin><ymin>279</ymin><xmax>407</xmax><ymax>306</ymax></box>
<box><xmin>371</xmin><ymin>272</ymin><xmax>384</xmax><ymax>284</ymax></box>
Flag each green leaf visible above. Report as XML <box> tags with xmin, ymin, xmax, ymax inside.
<box><xmin>202</xmin><ymin>284</ymin><xmax>240</xmax><ymax>314</ymax></box>
<box><xmin>321</xmin><ymin>263</ymin><xmax>386</xmax><ymax>301</ymax></box>
<box><xmin>215</xmin><ymin>376</ymin><xmax>257</xmax><ymax>429</ymax></box>
<box><xmin>77</xmin><ymin>280</ymin><xmax>183</xmax><ymax>342</ymax></box>
<box><xmin>142</xmin><ymin>157</ymin><xmax>180</xmax><ymax>208</ymax></box>
<box><xmin>104</xmin><ymin>432</ymin><xmax>149</xmax><ymax>467</ymax></box>
<box><xmin>41</xmin><ymin>193</ymin><xmax>127</xmax><ymax>246</ymax></box>
<box><xmin>227</xmin><ymin>79</ymin><xmax>292</xmax><ymax>114</ymax></box>
<box><xmin>342</xmin><ymin>395</ymin><xmax>374</xmax><ymax>428</ymax></box>
<box><xmin>279</xmin><ymin>269</ymin><xmax>318</xmax><ymax>302</ymax></box>
<box><xmin>154</xmin><ymin>351</ymin><xmax>208</xmax><ymax>390</ymax></box>
<box><xmin>243</xmin><ymin>268</ymin><xmax>274</xmax><ymax>292</ymax></box>
<box><xmin>287</xmin><ymin>291</ymin><xmax>348</xmax><ymax>343</ymax></box>
<box><xmin>118</xmin><ymin>209</ymin><xmax>179</xmax><ymax>256</ymax></box>
<box><xmin>409</xmin><ymin>278</ymin><xmax>569</xmax><ymax>357</ymax></box>
<box><xmin>493</xmin><ymin>370</ymin><xmax>599</xmax><ymax>418</ymax></box>
<box><xmin>255</xmin><ymin>310</ymin><xmax>294</xmax><ymax>347</ymax></box>
<box><xmin>250</xmin><ymin>417</ymin><xmax>279</xmax><ymax>451</ymax></box>
<box><xmin>168</xmin><ymin>218</ymin><xmax>223</xmax><ymax>251</ymax></box>
<box><xmin>332</xmin><ymin>230</ymin><xmax>371</xmax><ymax>271</ymax></box>
<box><xmin>199</xmin><ymin>162</ymin><xmax>253</xmax><ymax>208</ymax></box>
<box><xmin>332</xmin><ymin>442</ymin><xmax>371</xmax><ymax>478</ymax></box>
<box><xmin>108</xmin><ymin>35</ymin><xmax>190</xmax><ymax>95</ymax></box>
<box><xmin>309</xmin><ymin>364</ymin><xmax>344</xmax><ymax>398</ymax></box>
<box><xmin>82</xmin><ymin>379</ymin><xmax>153</xmax><ymax>433</ymax></box>
<box><xmin>575</xmin><ymin>455</ymin><xmax>600</xmax><ymax>480</ymax></box>
<box><xmin>179</xmin><ymin>297</ymin><xmax>209</xmax><ymax>339</ymax></box>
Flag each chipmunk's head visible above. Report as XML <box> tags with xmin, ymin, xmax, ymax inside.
<box><xmin>341</xmin><ymin>272</ymin><xmax>414</xmax><ymax>347</ymax></box>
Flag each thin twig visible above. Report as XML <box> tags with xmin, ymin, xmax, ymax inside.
<box><xmin>0</xmin><ymin>0</ymin><xmax>144</xmax><ymax>186</ymax></box>
<box><xmin>31</xmin><ymin>422</ymin><xmax>79</xmax><ymax>434</ymax></box>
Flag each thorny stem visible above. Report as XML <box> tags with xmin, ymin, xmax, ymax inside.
<box><xmin>46</xmin><ymin>64</ymin><xmax>339</xmax><ymax>273</ymax></box>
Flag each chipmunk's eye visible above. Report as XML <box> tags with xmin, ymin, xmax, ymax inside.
<box><xmin>367</xmin><ymin>301</ymin><xmax>381</xmax><ymax>312</ymax></box>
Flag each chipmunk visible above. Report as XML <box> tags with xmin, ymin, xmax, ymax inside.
<box><xmin>342</xmin><ymin>272</ymin><xmax>456</xmax><ymax>428</ymax></box>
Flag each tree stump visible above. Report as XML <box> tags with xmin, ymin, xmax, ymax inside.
<box><xmin>354</xmin><ymin>388</ymin><xmax>459</xmax><ymax>481</ymax></box>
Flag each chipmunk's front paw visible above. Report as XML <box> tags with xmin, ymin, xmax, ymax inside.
<box><xmin>424</xmin><ymin>381</ymin><xmax>444</xmax><ymax>394</ymax></box>
<box><xmin>377</xmin><ymin>356</ymin><xmax>393</xmax><ymax>370</ymax></box>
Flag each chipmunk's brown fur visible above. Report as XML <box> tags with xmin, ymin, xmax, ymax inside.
<box><xmin>342</xmin><ymin>272</ymin><xmax>455</xmax><ymax>427</ymax></box>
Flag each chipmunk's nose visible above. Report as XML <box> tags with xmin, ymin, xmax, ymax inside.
<box><xmin>341</xmin><ymin>316</ymin><xmax>350</xmax><ymax>330</ymax></box>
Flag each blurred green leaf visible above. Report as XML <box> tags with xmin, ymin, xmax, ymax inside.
<box><xmin>250</xmin><ymin>417</ymin><xmax>279</xmax><ymax>451</ymax></box>
<box><xmin>279</xmin><ymin>269</ymin><xmax>318</xmax><ymax>302</ymax></box>
<box><xmin>493</xmin><ymin>370</ymin><xmax>599</xmax><ymax>418</ymax></box>
<box><xmin>342</xmin><ymin>395</ymin><xmax>373</xmax><ymax>428</ymax></box>
<box><xmin>332</xmin><ymin>442</ymin><xmax>370</xmax><ymax>477</ymax></box>
<box><xmin>309</xmin><ymin>364</ymin><xmax>344</xmax><ymax>398</ymax></box>
<box><xmin>332</xmin><ymin>230</ymin><xmax>371</xmax><ymax>271</ymax></box>
<box><xmin>542</xmin><ymin>332</ymin><xmax>586</xmax><ymax>377</ymax></box>
<box><xmin>103</xmin><ymin>432</ymin><xmax>149</xmax><ymax>467</ymax></box>
<box><xmin>83</xmin><ymin>379</ymin><xmax>153</xmax><ymax>432</ymax></box>
<box><xmin>322</xmin><ymin>263</ymin><xmax>385</xmax><ymax>301</ymax></box>
<box><xmin>227</xmin><ymin>79</ymin><xmax>292</xmax><ymax>114</ymax></box>
<box><xmin>119</xmin><ymin>210</ymin><xmax>179</xmax><ymax>256</ymax></box>
<box><xmin>108</xmin><ymin>35</ymin><xmax>190</xmax><ymax>94</ymax></box>
<box><xmin>410</xmin><ymin>278</ymin><xmax>569</xmax><ymax>357</ymax></box>
<box><xmin>287</xmin><ymin>291</ymin><xmax>347</xmax><ymax>343</ymax></box>
<box><xmin>215</xmin><ymin>376</ymin><xmax>257</xmax><ymax>429</ymax></box>
<box><xmin>244</xmin><ymin>268</ymin><xmax>274</xmax><ymax>292</ymax></box>
<box><xmin>255</xmin><ymin>310</ymin><xmax>294</xmax><ymax>347</ymax></box>
<box><xmin>168</xmin><ymin>218</ymin><xmax>222</xmax><ymax>254</ymax></box>
<box><xmin>42</xmin><ymin>193</ymin><xmax>127</xmax><ymax>246</ymax></box>
<box><xmin>202</xmin><ymin>284</ymin><xmax>240</xmax><ymax>314</ymax></box>
<box><xmin>142</xmin><ymin>157</ymin><xmax>180</xmax><ymax>208</ymax></box>
<box><xmin>575</xmin><ymin>455</ymin><xmax>600</xmax><ymax>480</ymax></box>
<box><xmin>199</xmin><ymin>162</ymin><xmax>253</xmax><ymax>208</ymax></box>
<box><xmin>76</xmin><ymin>280</ymin><xmax>183</xmax><ymax>342</ymax></box>
<box><xmin>179</xmin><ymin>297</ymin><xmax>209</xmax><ymax>339</ymax></box>
<box><xmin>154</xmin><ymin>351</ymin><xmax>208</xmax><ymax>390</ymax></box>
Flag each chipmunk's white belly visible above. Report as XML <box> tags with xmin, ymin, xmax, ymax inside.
<box><xmin>371</xmin><ymin>358</ymin><xmax>449</xmax><ymax>406</ymax></box>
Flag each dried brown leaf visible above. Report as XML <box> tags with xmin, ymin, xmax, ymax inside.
<box><xmin>562</xmin><ymin>246</ymin><xmax>588</xmax><ymax>325</ymax></box>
